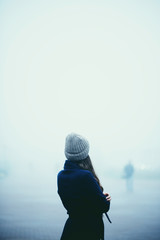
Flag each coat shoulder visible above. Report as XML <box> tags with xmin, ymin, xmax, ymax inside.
<box><xmin>57</xmin><ymin>169</ymin><xmax>95</xmax><ymax>185</ymax></box>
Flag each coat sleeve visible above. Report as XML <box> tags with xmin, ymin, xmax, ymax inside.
<box><xmin>83</xmin><ymin>171</ymin><xmax>110</xmax><ymax>213</ymax></box>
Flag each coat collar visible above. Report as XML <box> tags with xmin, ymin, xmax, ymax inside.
<box><xmin>64</xmin><ymin>160</ymin><xmax>82</xmax><ymax>170</ymax></box>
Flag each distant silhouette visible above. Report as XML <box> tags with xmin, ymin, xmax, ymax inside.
<box><xmin>123</xmin><ymin>161</ymin><xmax>134</xmax><ymax>192</ymax></box>
<box><xmin>0</xmin><ymin>145</ymin><xmax>9</xmax><ymax>179</ymax></box>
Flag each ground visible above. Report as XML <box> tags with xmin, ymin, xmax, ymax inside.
<box><xmin>0</xmin><ymin>174</ymin><xmax>160</xmax><ymax>240</ymax></box>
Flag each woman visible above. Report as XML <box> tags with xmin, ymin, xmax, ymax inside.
<box><xmin>57</xmin><ymin>133</ymin><xmax>111</xmax><ymax>240</ymax></box>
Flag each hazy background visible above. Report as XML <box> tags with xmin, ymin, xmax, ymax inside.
<box><xmin>0</xmin><ymin>1</ymin><xmax>160</xmax><ymax>239</ymax></box>
<box><xmin>0</xmin><ymin>0</ymin><xmax>160</xmax><ymax>180</ymax></box>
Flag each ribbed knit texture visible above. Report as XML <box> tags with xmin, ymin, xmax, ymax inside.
<box><xmin>65</xmin><ymin>133</ymin><xmax>89</xmax><ymax>161</ymax></box>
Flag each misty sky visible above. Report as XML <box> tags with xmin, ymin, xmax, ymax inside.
<box><xmin>0</xmin><ymin>0</ymin><xmax>160</xmax><ymax>174</ymax></box>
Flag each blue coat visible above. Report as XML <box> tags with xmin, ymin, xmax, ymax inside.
<box><xmin>57</xmin><ymin>160</ymin><xmax>110</xmax><ymax>240</ymax></box>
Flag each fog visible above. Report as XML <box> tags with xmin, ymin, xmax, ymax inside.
<box><xmin>0</xmin><ymin>1</ymin><xmax>160</xmax><ymax>239</ymax></box>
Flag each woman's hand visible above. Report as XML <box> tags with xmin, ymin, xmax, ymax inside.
<box><xmin>104</xmin><ymin>193</ymin><xmax>111</xmax><ymax>201</ymax></box>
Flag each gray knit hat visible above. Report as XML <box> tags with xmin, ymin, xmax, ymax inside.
<box><xmin>65</xmin><ymin>133</ymin><xmax>89</xmax><ymax>161</ymax></box>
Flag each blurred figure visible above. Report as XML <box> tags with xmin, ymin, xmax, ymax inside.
<box><xmin>0</xmin><ymin>168</ymin><xmax>8</xmax><ymax>179</ymax></box>
<box><xmin>0</xmin><ymin>145</ymin><xmax>9</xmax><ymax>179</ymax></box>
<box><xmin>123</xmin><ymin>161</ymin><xmax>134</xmax><ymax>192</ymax></box>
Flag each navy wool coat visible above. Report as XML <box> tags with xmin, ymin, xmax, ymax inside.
<box><xmin>57</xmin><ymin>160</ymin><xmax>110</xmax><ymax>240</ymax></box>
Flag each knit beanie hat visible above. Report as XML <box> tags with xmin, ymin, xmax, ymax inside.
<box><xmin>65</xmin><ymin>133</ymin><xmax>89</xmax><ymax>161</ymax></box>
